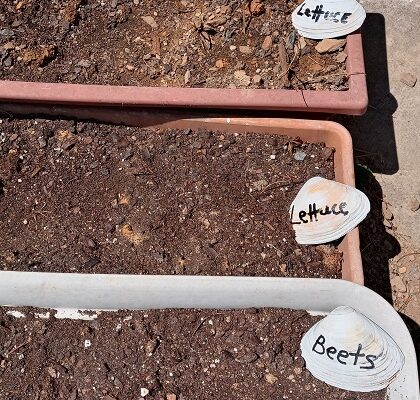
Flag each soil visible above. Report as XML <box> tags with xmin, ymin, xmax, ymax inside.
<box><xmin>0</xmin><ymin>117</ymin><xmax>342</xmax><ymax>278</ymax></box>
<box><xmin>0</xmin><ymin>0</ymin><xmax>348</xmax><ymax>90</ymax></box>
<box><xmin>0</xmin><ymin>307</ymin><xmax>386</xmax><ymax>400</ymax></box>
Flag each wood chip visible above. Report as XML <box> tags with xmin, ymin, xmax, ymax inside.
<box><xmin>141</xmin><ymin>16</ymin><xmax>158</xmax><ymax>29</ymax></box>
<box><xmin>315</xmin><ymin>38</ymin><xmax>346</xmax><ymax>54</ymax></box>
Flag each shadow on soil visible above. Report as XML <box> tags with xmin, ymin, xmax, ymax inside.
<box><xmin>336</xmin><ymin>13</ymin><xmax>399</xmax><ymax>175</ymax></box>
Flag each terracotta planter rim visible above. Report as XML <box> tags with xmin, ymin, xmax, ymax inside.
<box><xmin>0</xmin><ymin>32</ymin><xmax>368</xmax><ymax>115</ymax></box>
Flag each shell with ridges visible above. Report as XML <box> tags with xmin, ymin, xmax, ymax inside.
<box><xmin>301</xmin><ymin>306</ymin><xmax>405</xmax><ymax>392</ymax></box>
<box><xmin>289</xmin><ymin>177</ymin><xmax>370</xmax><ymax>245</ymax></box>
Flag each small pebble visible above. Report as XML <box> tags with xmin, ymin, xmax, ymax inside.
<box><xmin>38</xmin><ymin>137</ymin><xmax>47</xmax><ymax>148</ymax></box>
<box><xmin>261</xmin><ymin>36</ymin><xmax>272</xmax><ymax>50</ymax></box>
<box><xmin>400</xmin><ymin>72</ymin><xmax>417</xmax><ymax>88</ymax></box>
<box><xmin>253</xmin><ymin>74</ymin><xmax>262</xmax><ymax>84</ymax></box>
<box><xmin>184</xmin><ymin>70</ymin><xmax>191</xmax><ymax>84</ymax></box>
<box><xmin>315</xmin><ymin>38</ymin><xmax>346</xmax><ymax>54</ymax></box>
<box><xmin>140</xmin><ymin>388</ymin><xmax>149</xmax><ymax>397</ymax></box>
<box><xmin>408</xmin><ymin>198</ymin><xmax>419</xmax><ymax>212</ymax></box>
<box><xmin>382</xmin><ymin>203</ymin><xmax>393</xmax><ymax>221</ymax></box>
<box><xmin>141</xmin><ymin>16</ymin><xmax>158</xmax><ymax>29</ymax></box>
<box><xmin>239</xmin><ymin>45</ymin><xmax>252</xmax><ymax>54</ymax></box>
<box><xmin>298</xmin><ymin>36</ymin><xmax>306</xmax><ymax>49</ymax></box>
<box><xmin>293</xmin><ymin>151</ymin><xmax>306</xmax><ymax>161</ymax></box>
<box><xmin>265</xmin><ymin>373</ymin><xmax>278</xmax><ymax>384</ymax></box>
<box><xmin>335</xmin><ymin>52</ymin><xmax>348</xmax><ymax>63</ymax></box>
<box><xmin>229</xmin><ymin>45</ymin><xmax>237</xmax><ymax>51</ymax></box>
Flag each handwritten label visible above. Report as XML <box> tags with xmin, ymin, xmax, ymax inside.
<box><xmin>296</xmin><ymin>3</ymin><xmax>352</xmax><ymax>24</ymax></box>
<box><xmin>312</xmin><ymin>335</ymin><xmax>378</xmax><ymax>369</ymax></box>
<box><xmin>290</xmin><ymin>202</ymin><xmax>349</xmax><ymax>225</ymax></box>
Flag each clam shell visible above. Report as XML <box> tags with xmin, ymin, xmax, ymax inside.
<box><xmin>292</xmin><ymin>0</ymin><xmax>366</xmax><ymax>39</ymax></box>
<box><xmin>301</xmin><ymin>306</ymin><xmax>405</xmax><ymax>392</ymax></box>
<box><xmin>289</xmin><ymin>177</ymin><xmax>370</xmax><ymax>245</ymax></box>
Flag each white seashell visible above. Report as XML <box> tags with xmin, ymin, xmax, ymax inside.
<box><xmin>289</xmin><ymin>177</ymin><xmax>370</xmax><ymax>245</ymax></box>
<box><xmin>301</xmin><ymin>306</ymin><xmax>405</xmax><ymax>392</ymax></box>
<box><xmin>292</xmin><ymin>0</ymin><xmax>366</xmax><ymax>40</ymax></box>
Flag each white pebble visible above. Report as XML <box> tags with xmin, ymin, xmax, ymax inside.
<box><xmin>140</xmin><ymin>387</ymin><xmax>149</xmax><ymax>397</ymax></box>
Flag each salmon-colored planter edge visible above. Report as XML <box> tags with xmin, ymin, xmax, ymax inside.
<box><xmin>0</xmin><ymin>33</ymin><xmax>368</xmax><ymax>115</ymax></box>
<box><xmin>0</xmin><ymin>104</ymin><xmax>364</xmax><ymax>285</ymax></box>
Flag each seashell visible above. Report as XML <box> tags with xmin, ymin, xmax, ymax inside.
<box><xmin>289</xmin><ymin>177</ymin><xmax>370</xmax><ymax>245</ymax></box>
<box><xmin>301</xmin><ymin>306</ymin><xmax>405</xmax><ymax>392</ymax></box>
<box><xmin>292</xmin><ymin>0</ymin><xmax>366</xmax><ymax>40</ymax></box>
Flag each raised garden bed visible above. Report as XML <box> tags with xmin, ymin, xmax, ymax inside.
<box><xmin>0</xmin><ymin>117</ymin><xmax>341</xmax><ymax>278</ymax></box>
<box><xmin>0</xmin><ymin>114</ymin><xmax>362</xmax><ymax>282</ymax></box>
<box><xmin>0</xmin><ymin>1</ymin><xmax>367</xmax><ymax>114</ymax></box>
<box><xmin>0</xmin><ymin>305</ymin><xmax>385</xmax><ymax>399</ymax></box>
<box><xmin>0</xmin><ymin>275</ymin><xmax>418</xmax><ymax>399</ymax></box>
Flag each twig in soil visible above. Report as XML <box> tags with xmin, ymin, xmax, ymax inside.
<box><xmin>277</xmin><ymin>50</ymin><xmax>299</xmax><ymax>82</ymax></box>
<box><xmin>307</xmin><ymin>55</ymin><xmax>325</xmax><ymax>67</ymax></box>
<box><xmin>300</xmin><ymin>72</ymin><xmax>349</xmax><ymax>85</ymax></box>
<box><xmin>176</xmin><ymin>6</ymin><xmax>198</xmax><ymax>14</ymax></box>
<box><xmin>2</xmin><ymin>337</ymin><xmax>32</xmax><ymax>358</ymax></box>
<box><xmin>395</xmin><ymin>252</ymin><xmax>420</xmax><ymax>264</ymax></box>
<box><xmin>191</xmin><ymin>312</ymin><xmax>227</xmax><ymax>336</ymax></box>
<box><xmin>397</xmin><ymin>294</ymin><xmax>413</xmax><ymax>313</ymax></box>
<box><xmin>393</xmin><ymin>231</ymin><xmax>411</xmax><ymax>243</ymax></box>
<box><xmin>242</xmin><ymin>13</ymin><xmax>253</xmax><ymax>33</ymax></box>
<box><xmin>192</xmin><ymin>316</ymin><xmax>209</xmax><ymax>336</ymax></box>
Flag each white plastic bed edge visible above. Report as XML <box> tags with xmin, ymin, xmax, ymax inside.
<box><xmin>0</xmin><ymin>272</ymin><xmax>418</xmax><ymax>399</ymax></box>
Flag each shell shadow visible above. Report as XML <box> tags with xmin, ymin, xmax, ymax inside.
<box><xmin>355</xmin><ymin>165</ymin><xmax>400</xmax><ymax>303</ymax></box>
<box><xmin>337</xmin><ymin>13</ymin><xmax>399</xmax><ymax>174</ymax></box>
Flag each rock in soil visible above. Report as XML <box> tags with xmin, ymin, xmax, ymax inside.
<box><xmin>400</xmin><ymin>72</ymin><xmax>417</xmax><ymax>87</ymax></box>
<box><xmin>335</xmin><ymin>52</ymin><xmax>348</xmax><ymax>63</ymax></box>
<box><xmin>315</xmin><ymin>39</ymin><xmax>347</xmax><ymax>54</ymax></box>
<box><xmin>408</xmin><ymin>198</ymin><xmax>420</xmax><ymax>212</ymax></box>
<box><xmin>262</xmin><ymin>36</ymin><xmax>273</xmax><ymax>50</ymax></box>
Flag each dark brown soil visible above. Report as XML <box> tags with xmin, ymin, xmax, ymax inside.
<box><xmin>0</xmin><ymin>307</ymin><xmax>386</xmax><ymax>400</ymax></box>
<box><xmin>0</xmin><ymin>117</ymin><xmax>342</xmax><ymax>278</ymax></box>
<box><xmin>0</xmin><ymin>0</ymin><xmax>348</xmax><ymax>90</ymax></box>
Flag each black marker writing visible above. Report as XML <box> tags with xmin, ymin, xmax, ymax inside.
<box><xmin>361</xmin><ymin>354</ymin><xmax>378</xmax><ymax>370</ymax></box>
<box><xmin>349</xmin><ymin>343</ymin><xmax>365</xmax><ymax>365</ymax></box>
<box><xmin>312</xmin><ymin>334</ymin><xmax>326</xmax><ymax>354</ymax></box>
<box><xmin>311</xmin><ymin>335</ymin><xmax>378</xmax><ymax>369</ymax></box>
<box><xmin>311</xmin><ymin>4</ymin><xmax>325</xmax><ymax>22</ymax></box>
<box><xmin>296</xmin><ymin>3</ymin><xmax>352</xmax><ymax>24</ymax></box>
<box><xmin>290</xmin><ymin>202</ymin><xmax>349</xmax><ymax>225</ymax></box>
<box><xmin>337</xmin><ymin>350</ymin><xmax>349</xmax><ymax>365</ymax></box>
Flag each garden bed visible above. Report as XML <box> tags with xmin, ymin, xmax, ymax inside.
<box><xmin>0</xmin><ymin>306</ymin><xmax>386</xmax><ymax>400</ymax></box>
<box><xmin>0</xmin><ymin>117</ymin><xmax>343</xmax><ymax>278</ymax></box>
<box><xmin>0</xmin><ymin>2</ymin><xmax>367</xmax><ymax>113</ymax></box>
<box><xmin>0</xmin><ymin>0</ymin><xmax>347</xmax><ymax>91</ymax></box>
